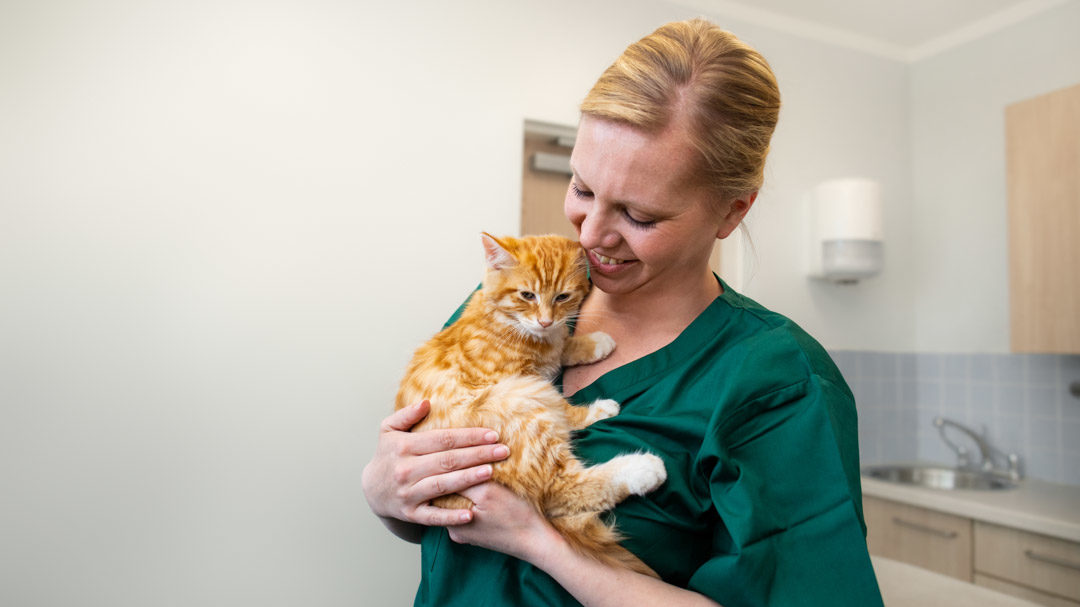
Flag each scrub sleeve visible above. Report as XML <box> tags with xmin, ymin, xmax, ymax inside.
<box><xmin>413</xmin><ymin>279</ymin><xmax>883</xmax><ymax>606</ymax></box>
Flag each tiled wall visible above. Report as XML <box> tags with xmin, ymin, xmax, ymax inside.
<box><xmin>830</xmin><ymin>351</ymin><xmax>1080</xmax><ymax>486</ymax></box>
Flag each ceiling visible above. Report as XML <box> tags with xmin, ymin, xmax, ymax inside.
<box><xmin>671</xmin><ymin>0</ymin><xmax>1071</xmax><ymax>61</ymax></box>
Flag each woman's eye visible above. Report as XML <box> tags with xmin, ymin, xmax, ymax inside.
<box><xmin>520</xmin><ymin>291</ymin><xmax>536</xmax><ymax>301</ymax></box>
<box><xmin>569</xmin><ymin>182</ymin><xmax>593</xmax><ymax>199</ymax></box>
<box><xmin>554</xmin><ymin>293</ymin><xmax>570</xmax><ymax>303</ymax></box>
<box><xmin>623</xmin><ymin>209</ymin><xmax>657</xmax><ymax>229</ymax></box>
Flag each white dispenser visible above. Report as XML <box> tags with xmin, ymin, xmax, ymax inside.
<box><xmin>806</xmin><ymin>178</ymin><xmax>884</xmax><ymax>284</ymax></box>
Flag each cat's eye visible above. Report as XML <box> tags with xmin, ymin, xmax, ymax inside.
<box><xmin>520</xmin><ymin>291</ymin><xmax>536</xmax><ymax>301</ymax></box>
<box><xmin>554</xmin><ymin>293</ymin><xmax>571</xmax><ymax>303</ymax></box>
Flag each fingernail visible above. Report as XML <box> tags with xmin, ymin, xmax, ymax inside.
<box><xmin>484</xmin><ymin>431</ymin><xmax>499</xmax><ymax>442</ymax></box>
<box><xmin>493</xmin><ymin>445</ymin><xmax>510</xmax><ymax>458</ymax></box>
<box><xmin>459</xmin><ymin>511</ymin><xmax>472</xmax><ymax>523</ymax></box>
<box><xmin>477</xmin><ymin>464</ymin><xmax>493</xmax><ymax>479</ymax></box>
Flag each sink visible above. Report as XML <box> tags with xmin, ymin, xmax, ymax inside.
<box><xmin>862</xmin><ymin>464</ymin><xmax>1018</xmax><ymax>490</ymax></box>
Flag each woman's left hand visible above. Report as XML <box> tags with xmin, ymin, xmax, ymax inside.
<box><xmin>448</xmin><ymin>482</ymin><xmax>720</xmax><ymax>607</ymax></box>
<box><xmin>446</xmin><ymin>482</ymin><xmax>562</xmax><ymax>563</ymax></box>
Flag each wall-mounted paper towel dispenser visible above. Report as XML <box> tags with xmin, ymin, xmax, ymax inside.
<box><xmin>806</xmin><ymin>178</ymin><xmax>884</xmax><ymax>284</ymax></box>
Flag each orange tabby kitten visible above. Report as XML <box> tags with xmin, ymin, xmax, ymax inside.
<box><xmin>396</xmin><ymin>232</ymin><xmax>666</xmax><ymax>577</ymax></box>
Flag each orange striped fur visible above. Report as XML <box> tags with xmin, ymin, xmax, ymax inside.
<box><xmin>396</xmin><ymin>233</ymin><xmax>666</xmax><ymax>577</ymax></box>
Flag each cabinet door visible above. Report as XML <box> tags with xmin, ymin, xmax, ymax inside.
<box><xmin>975</xmin><ymin>574</ymin><xmax>1080</xmax><ymax>607</ymax></box>
<box><xmin>975</xmin><ymin>521</ymin><xmax>1080</xmax><ymax>603</ymax></box>
<box><xmin>864</xmin><ymin>496</ymin><xmax>973</xmax><ymax>581</ymax></box>
<box><xmin>1006</xmin><ymin>82</ymin><xmax>1080</xmax><ymax>353</ymax></box>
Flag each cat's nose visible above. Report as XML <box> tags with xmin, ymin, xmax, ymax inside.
<box><xmin>538</xmin><ymin>319</ymin><xmax>553</xmax><ymax>328</ymax></box>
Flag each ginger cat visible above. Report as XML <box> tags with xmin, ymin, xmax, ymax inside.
<box><xmin>396</xmin><ymin>233</ymin><xmax>666</xmax><ymax>577</ymax></box>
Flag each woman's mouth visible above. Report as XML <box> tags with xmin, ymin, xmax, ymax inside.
<box><xmin>595</xmin><ymin>252</ymin><xmax>627</xmax><ymax>265</ymax></box>
<box><xmin>588</xmin><ymin>249</ymin><xmax>635</xmax><ymax>273</ymax></box>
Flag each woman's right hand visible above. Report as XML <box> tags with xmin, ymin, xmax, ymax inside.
<box><xmin>362</xmin><ymin>399</ymin><xmax>510</xmax><ymax>534</ymax></box>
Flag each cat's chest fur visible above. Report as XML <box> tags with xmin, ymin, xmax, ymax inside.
<box><xmin>456</xmin><ymin>324</ymin><xmax>566</xmax><ymax>383</ymax></box>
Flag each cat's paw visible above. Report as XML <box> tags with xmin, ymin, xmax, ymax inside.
<box><xmin>613</xmin><ymin>453</ymin><xmax>667</xmax><ymax>496</ymax></box>
<box><xmin>585</xmin><ymin>398</ymin><xmax>620</xmax><ymax>424</ymax></box>
<box><xmin>585</xmin><ymin>331</ymin><xmax>616</xmax><ymax>361</ymax></box>
<box><xmin>561</xmin><ymin>332</ymin><xmax>616</xmax><ymax>366</ymax></box>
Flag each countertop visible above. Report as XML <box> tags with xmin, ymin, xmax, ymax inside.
<box><xmin>861</xmin><ymin>464</ymin><xmax>1080</xmax><ymax>542</ymax></box>
<box><xmin>872</xmin><ymin>555</ymin><xmax>1040</xmax><ymax>606</ymax></box>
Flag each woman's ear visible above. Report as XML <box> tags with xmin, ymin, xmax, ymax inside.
<box><xmin>716</xmin><ymin>191</ymin><xmax>757</xmax><ymax>239</ymax></box>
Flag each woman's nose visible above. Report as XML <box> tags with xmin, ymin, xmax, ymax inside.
<box><xmin>576</xmin><ymin>207</ymin><xmax>618</xmax><ymax>250</ymax></box>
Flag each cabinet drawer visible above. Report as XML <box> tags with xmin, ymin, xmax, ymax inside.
<box><xmin>864</xmin><ymin>496</ymin><xmax>973</xmax><ymax>581</ymax></box>
<box><xmin>975</xmin><ymin>574</ymin><xmax>1080</xmax><ymax>607</ymax></box>
<box><xmin>975</xmin><ymin>522</ymin><xmax>1080</xmax><ymax>601</ymax></box>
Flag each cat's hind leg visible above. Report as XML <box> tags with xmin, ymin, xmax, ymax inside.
<box><xmin>542</xmin><ymin>454</ymin><xmax>667</xmax><ymax>578</ymax></box>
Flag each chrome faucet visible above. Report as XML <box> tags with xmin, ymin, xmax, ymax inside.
<box><xmin>933</xmin><ymin>417</ymin><xmax>1022</xmax><ymax>482</ymax></box>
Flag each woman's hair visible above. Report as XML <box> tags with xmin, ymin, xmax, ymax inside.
<box><xmin>581</xmin><ymin>18</ymin><xmax>781</xmax><ymax>203</ymax></box>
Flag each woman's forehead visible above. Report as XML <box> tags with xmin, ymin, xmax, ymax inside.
<box><xmin>572</xmin><ymin>116</ymin><xmax>704</xmax><ymax>210</ymax></box>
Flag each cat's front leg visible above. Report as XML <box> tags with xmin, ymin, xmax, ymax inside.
<box><xmin>564</xmin><ymin>398</ymin><xmax>619</xmax><ymax>430</ymax></box>
<box><xmin>561</xmin><ymin>331</ymin><xmax>616</xmax><ymax>367</ymax></box>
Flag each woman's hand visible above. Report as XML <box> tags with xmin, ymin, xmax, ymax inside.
<box><xmin>448</xmin><ymin>482</ymin><xmax>720</xmax><ymax>607</ymax></box>
<box><xmin>446</xmin><ymin>482</ymin><xmax>561</xmax><ymax>562</ymax></box>
<box><xmin>362</xmin><ymin>400</ymin><xmax>510</xmax><ymax>537</ymax></box>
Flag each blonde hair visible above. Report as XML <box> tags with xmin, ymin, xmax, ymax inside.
<box><xmin>581</xmin><ymin>18</ymin><xmax>781</xmax><ymax>203</ymax></box>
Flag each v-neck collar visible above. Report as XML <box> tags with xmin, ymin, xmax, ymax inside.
<box><xmin>563</xmin><ymin>275</ymin><xmax>738</xmax><ymax>404</ymax></box>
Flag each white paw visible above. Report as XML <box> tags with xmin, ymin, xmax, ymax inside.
<box><xmin>588</xmin><ymin>332</ymin><xmax>616</xmax><ymax>361</ymax></box>
<box><xmin>586</xmin><ymin>398</ymin><xmax>620</xmax><ymax>423</ymax></box>
<box><xmin>613</xmin><ymin>453</ymin><xmax>667</xmax><ymax>496</ymax></box>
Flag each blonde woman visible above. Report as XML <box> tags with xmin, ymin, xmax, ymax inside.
<box><xmin>364</xmin><ymin>19</ymin><xmax>883</xmax><ymax>606</ymax></box>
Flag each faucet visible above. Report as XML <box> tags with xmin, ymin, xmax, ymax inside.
<box><xmin>933</xmin><ymin>417</ymin><xmax>1022</xmax><ymax>482</ymax></box>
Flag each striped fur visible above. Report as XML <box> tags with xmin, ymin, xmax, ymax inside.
<box><xmin>396</xmin><ymin>233</ymin><xmax>666</xmax><ymax>577</ymax></box>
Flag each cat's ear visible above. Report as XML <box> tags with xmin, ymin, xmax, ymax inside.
<box><xmin>481</xmin><ymin>232</ymin><xmax>517</xmax><ymax>270</ymax></box>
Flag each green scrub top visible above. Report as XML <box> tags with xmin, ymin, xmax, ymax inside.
<box><xmin>414</xmin><ymin>279</ymin><xmax>883</xmax><ymax>606</ymax></box>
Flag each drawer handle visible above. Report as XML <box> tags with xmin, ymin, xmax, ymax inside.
<box><xmin>1025</xmin><ymin>550</ymin><xmax>1080</xmax><ymax>571</ymax></box>
<box><xmin>891</xmin><ymin>517</ymin><xmax>958</xmax><ymax>539</ymax></box>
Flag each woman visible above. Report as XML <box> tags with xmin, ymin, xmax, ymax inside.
<box><xmin>363</xmin><ymin>18</ymin><xmax>883</xmax><ymax>606</ymax></box>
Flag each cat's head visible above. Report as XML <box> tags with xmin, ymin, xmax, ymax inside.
<box><xmin>480</xmin><ymin>232</ymin><xmax>590</xmax><ymax>340</ymax></box>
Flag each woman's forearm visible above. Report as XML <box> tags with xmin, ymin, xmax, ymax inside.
<box><xmin>377</xmin><ymin>514</ymin><xmax>424</xmax><ymax>544</ymax></box>
<box><xmin>526</xmin><ymin>525</ymin><xmax>721</xmax><ymax>607</ymax></box>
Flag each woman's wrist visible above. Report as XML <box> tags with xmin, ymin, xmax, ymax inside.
<box><xmin>520</xmin><ymin>516</ymin><xmax>573</xmax><ymax>567</ymax></box>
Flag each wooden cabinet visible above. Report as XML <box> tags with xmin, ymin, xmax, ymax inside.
<box><xmin>865</xmin><ymin>496</ymin><xmax>1080</xmax><ymax>606</ymax></box>
<box><xmin>975</xmin><ymin>522</ymin><xmax>1080</xmax><ymax>605</ymax></box>
<box><xmin>864</xmin><ymin>496</ymin><xmax>973</xmax><ymax>581</ymax></box>
<box><xmin>1005</xmin><ymin>82</ymin><xmax>1080</xmax><ymax>354</ymax></box>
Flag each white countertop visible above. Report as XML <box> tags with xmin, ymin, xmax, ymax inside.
<box><xmin>872</xmin><ymin>556</ymin><xmax>1040</xmax><ymax>606</ymax></box>
<box><xmin>862</xmin><ymin>465</ymin><xmax>1080</xmax><ymax>542</ymax></box>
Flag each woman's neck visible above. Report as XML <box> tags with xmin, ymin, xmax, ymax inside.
<box><xmin>581</xmin><ymin>269</ymin><xmax>720</xmax><ymax>339</ymax></box>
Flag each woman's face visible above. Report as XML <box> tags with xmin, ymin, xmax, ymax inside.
<box><xmin>565</xmin><ymin>115</ymin><xmax>746</xmax><ymax>298</ymax></box>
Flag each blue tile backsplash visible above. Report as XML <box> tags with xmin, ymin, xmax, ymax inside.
<box><xmin>830</xmin><ymin>351</ymin><xmax>1080</xmax><ymax>486</ymax></box>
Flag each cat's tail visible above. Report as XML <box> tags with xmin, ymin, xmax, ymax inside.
<box><xmin>548</xmin><ymin>513</ymin><xmax>660</xmax><ymax>579</ymax></box>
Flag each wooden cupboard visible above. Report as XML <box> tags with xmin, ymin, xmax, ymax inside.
<box><xmin>1005</xmin><ymin>82</ymin><xmax>1080</xmax><ymax>354</ymax></box>
<box><xmin>864</xmin><ymin>495</ymin><xmax>973</xmax><ymax>581</ymax></box>
<box><xmin>865</xmin><ymin>496</ymin><xmax>1080</xmax><ymax>606</ymax></box>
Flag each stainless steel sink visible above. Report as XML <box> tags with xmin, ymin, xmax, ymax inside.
<box><xmin>862</xmin><ymin>463</ymin><xmax>1018</xmax><ymax>490</ymax></box>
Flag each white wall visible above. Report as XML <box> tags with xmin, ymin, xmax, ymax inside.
<box><xmin>1</xmin><ymin>1</ymin><xmax>901</xmax><ymax>605</ymax></box>
<box><xmin>5</xmin><ymin>0</ymin><xmax>1067</xmax><ymax>604</ymax></box>
<box><xmin>735</xmin><ymin>32</ymin><xmax>913</xmax><ymax>351</ymax></box>
<box><xmin>908</xmin><ymin>0</ymin><xmax>1080</xmax><ymax>353</ymax></box>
